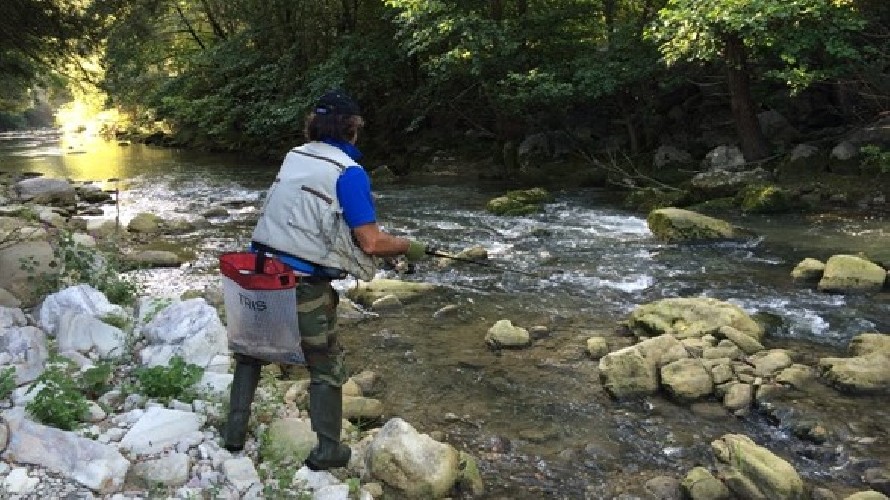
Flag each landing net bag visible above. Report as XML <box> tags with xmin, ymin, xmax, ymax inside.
<box><xmin>219</xmin><ymin>252</ymin><xmax>305</xmax><ymax>365</ymax></box>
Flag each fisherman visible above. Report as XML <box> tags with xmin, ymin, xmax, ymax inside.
<box><xmin>223</xmin><ymin>89</ymin><xmax>433</xmax><ymax>470</ymax></box>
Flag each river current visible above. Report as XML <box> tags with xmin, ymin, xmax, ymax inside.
<box><xmin>2</xmin><ymin>130</ymin><xmax>889</xmax><ymax>498</ymax></box>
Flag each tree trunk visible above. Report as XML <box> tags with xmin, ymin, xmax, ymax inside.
<box><xmin>724</xmin><ymin>35</ymin><xmax>769</xmax><ymax>161</ymax></box>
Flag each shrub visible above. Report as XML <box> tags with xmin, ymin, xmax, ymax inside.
<box><xmin>80</xmin><ymin>363</ymin><xmax>114</xmax><ymax>399</ymax></box>
<box><xmin>23</xmin><ymin>230</ymin><xmax>142</xmax><ymax>306</ymax></box>
<box><xmin>135</xmin><ymin>356</ymin><xmax>203</xmax><ymax>402</ymax></box>
<box><xmin>26</xmin><ymin>360</ymin><xmax>89</xmax><ymax>430</ymax></box>
<box><xmin>0</xmin><ymin>367</ymin><xmax>16</xmax><ymax>400</ymax></box>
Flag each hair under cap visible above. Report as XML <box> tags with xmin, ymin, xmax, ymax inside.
<box><xmin>314</xmin><ymin>89</ymin><xmax>361</xmax><ymax>116</ymax></box>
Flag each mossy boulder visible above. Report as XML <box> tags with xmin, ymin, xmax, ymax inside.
<box><xmin>711</xmin><ymin>434</ymin><xmax>805</xmax><ymax>500</ymax></box>
<box><xmin>817</xmin><ymin>254</ymin><xmax>887</xmax><ymax>293</ymax></box>
<box><xmin>647</xmin><ymin>208</ymin><xmax>739</xmax><ymax>243</ymax></box>
<box><xmin>627</xmin><ymin>297</ymin><xmax>764</xmax><ymax>341</ymax></box>
<box><xmin>127</xmin><ymin>213</ymin><xmax>163</xmax><ymax>234</ymax></box>
<box><xmin>818</xmin><ymin>333</ymin><xmax>890</xmax><ymax>394</ymax></box>
<box><xmin>486</xmin><ymin>188</ymin><xmax>552</xmax><ymax>216</ymax></box>
<box><xmin>738</xmin><ymin>184</ymin><xmax>792</xmax><ymax>213</ymax></box>
<box><xmin>791</xmin><ymin>258</ymin><xmax>825</xmax><ymax>282</ymax></box>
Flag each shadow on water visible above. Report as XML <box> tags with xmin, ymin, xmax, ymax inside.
<box><xmin>2</xmin><ymin>132</ymin><xmax>889</xmax><ymax>498</ymax></box>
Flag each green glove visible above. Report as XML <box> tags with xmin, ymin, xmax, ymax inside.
<box><xmin>405</xmin><ymin>240</ymin><xmax>429</xmax><ymax>262</ymax></box>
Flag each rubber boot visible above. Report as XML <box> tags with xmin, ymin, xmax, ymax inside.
<box><xmin>223</xmin><ymin>358</ymin><xmax>262</xmax><ymax>452</ymax></box>
<box><xmin>305</xmin><ymin>382</ymin><xmax>351</xmax><ymax>470</ymax></box>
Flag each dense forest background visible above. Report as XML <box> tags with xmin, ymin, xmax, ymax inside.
<box><xmin>1</xmin><ymin>0</ymin><xmax>888</xmax><ymax>175</ymax></box>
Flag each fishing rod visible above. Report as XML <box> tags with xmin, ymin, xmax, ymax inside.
<box><xmin>426</xmin><ymin>250</ymin><xmax>541</xmax><ymax>278</ymax></box>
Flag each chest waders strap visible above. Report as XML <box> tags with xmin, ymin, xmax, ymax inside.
<box><xmin>290</xmin><ymin>149</ymin><xmax>347</xmax><ymax>172</ymax></box>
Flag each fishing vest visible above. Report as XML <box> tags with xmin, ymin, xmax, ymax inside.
<box><xmin>251</xmin><ymin>141</ymin><xmax>379</xmax><ymax>281</ymax></box>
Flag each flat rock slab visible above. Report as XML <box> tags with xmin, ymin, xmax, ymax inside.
<box><xmin>119</xmin><ymin>407</ymin><xmax>203</xmax><ymax>455</ymax></box>
<box><xmin>1</xmin><ymin>408</ymin><xmax>130</xmax><ymax>493</ymax></box>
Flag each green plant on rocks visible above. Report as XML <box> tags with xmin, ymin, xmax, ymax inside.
<box><xmin>860</xmin><ymin>145</ymin><xmax>890</xmax><ymax>174</ymax></box>
<box><xmin>22</xmin><ymin>230</ymin><xmax>142</xmax><ymax>306</ymax></box>
<box><xmin>0</xmin><ymin>366</ymin><xmax>16</xmax><ymax>400</ymax></box>
<box><xmin>134</xmin><ymin>356</ymin><xmax>203</xmax><ymax>402</ymax></box>
<box><xmin>26</xmin><ymin>358</ymin><xmax>89</xmax><ymax>430</ymax></box>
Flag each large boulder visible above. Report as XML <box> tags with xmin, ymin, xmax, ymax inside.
<box><xmin>127</xmin><ymin>212</ymin><xmax>163</xmax><ymax>234</ymax></box>
<box><xmin>598</xmin><ymin>334</ymin><xmax>686</xmax><ymax>398</ymax></box>
<box><xmin>711</xmin><ymin>434</ymin><xmax>804</xmax><ymax>500</ymax></box>
<box><xmin>647</xmin><ymin>208</ymin><xmax>739</xmax><ymax>243</ymax></box>
<box><xmin>138</xmin><ymin>298</ymin><xmax>227</xmax><ymax>368</ymax></box>
<box><xmin>0</xmin><ymin>308</ymin><xmax>49</xmax><ymax>384</ymax></box>
<box><xmin>366</xmin><ymin>418</ymin><xmax>461</xmax><ymax>498</ymax></box>
<box><xmin>791</xmin><ymin>258</ymin><xmax>825</xmax><ymax>282</ymax></box>
<box><xmin>661</xmin><ymin>358</ymin><xmax>714</xmax><ymax>401</ymax></box>
<box><xmin>681</xmin><ymin>466</ymin><xmax>732</xmax><ymax>500</ymax></box>
<box><xmin>653</xmin><ymin>145</ymin><xmax>693</xmax><ymax>169</ymax></box>
<box><xmin>56</xmin><ymin>311</ymin><xmax>127</xmax><ymax>358</ymax></box>
<box><xmin>2</xmin><ymin>408</ymin><xmax>130</xmax><ymax>493</ymax></box>
<box><xmin>627</xmin><ymin>297</ymin><xmax>764</xmax><ymax>341</ymax></box>
<box><xmin>0</xmin><ymin>241</ymin><xmax>57</xmax><ymax>306</ymax></box>
<box><xmin>817</xmin><ymin>255</ymin><xmax>887</xmax><ymax>293</ymax></box>
<box><xmin>829</xmin><ymin>141</ymin><xmax>861</xmax><ymax>175</ymax></box>
<box><xmin>758</xmin><ymin>110</ymin><xmax>800</xmax><ymax>144</ymax></box>
<box><xmin>819</xmin><ymin>333</ymin><xmax>890</xmax><ymax>394</ymax></box>
<box><xmin>486</xmin><ymin>188</ymin><xmax>553</xmax><ymax>216</ymax></box>
<box><xmin>38</xmin><ymin>285</ymin><xmax>126</xmax><ymax>337</ymax></box>
<box><xmin>261</xmin><ymin>418</ymin><xmax>317</xmax><ymax>464</ymax></box>
<box><xmin>777</xmin><ymin>144</ymin><xmax>826</xmax><ymax>178</ymax></box>
<box><xmin>701</xmin><ymin>146</ymin><xmax>746</xmax><ymax>171</ymax></box>
<box><xmin>485</xmin><ymin>320</ymin><xmax>531</xmax><ymax>349</ymax></box>
<box><xmin>13</xmin><ymin>177</ymin><xmax>76</xmax><ymax>205</ymax></box>
<box><xmin>691</xmin><ymin>168</ymin><xmax>772</xmax><ymax>199</ymax></box>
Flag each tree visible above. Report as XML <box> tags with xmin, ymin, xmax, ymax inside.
<box><xmin>650</xmin><ymin>0</ymin><xmax>865</xmax><ymax>161</ymax></box>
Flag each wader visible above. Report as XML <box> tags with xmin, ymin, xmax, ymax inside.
<box><xmin>223</xmin><ymin>279</ymin><xmax>350</xmax><ymax>469</ymax></box>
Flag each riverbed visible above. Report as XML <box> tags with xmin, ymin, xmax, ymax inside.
<box><xmin>2</xmin><ymin>130</ymin><xmax>889</xmax><ymax>498</ymax></box>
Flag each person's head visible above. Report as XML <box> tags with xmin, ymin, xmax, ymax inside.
<box><xmin>304</xmin><ymin>89</ymin><xmax>364</xmax><ymax>144</ymax></box>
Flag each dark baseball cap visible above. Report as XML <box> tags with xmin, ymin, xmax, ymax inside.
<box><xmin>314</xmin><ymin>89</ymin><xmax>361</xmax><ymax>116</ymax></box>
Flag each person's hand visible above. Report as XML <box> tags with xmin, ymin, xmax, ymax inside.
<box><xmin>405</xmin><ymin>240</ymin><xmax>436</xmax><ymax>262</ymax></box>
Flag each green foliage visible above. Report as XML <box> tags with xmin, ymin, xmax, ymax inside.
<box><xmin>0</xmin><ymin>367</ymin><xmax>16</xmax><ymax>400</ymax></box>
<box><xmin>134</xmin><ymin>356</ymin><xmax>203</xmax><ymax>402</ymax></box>
<box><xmin>80</xmin><ymin>363</ymin><xmax>114</xmax><ymax>399</ymax></box>
<box><xmin>100</xmin><ymin>312</ymin><xmax>131</xmax><ymax>331</ymax></box>
<box><xmin>860</xmin><ymin>145</ymin><xmax>890</xmax><ymax>174</ymax></box>
<box><xmin>651</xmin><ymin>0</ymin><xmax>866</xmax><ymax>92</ymax></box>
<box><xmin>26</xmin><ymin>358</ymin><xmax>89</xmax><ymax>431</ymax></box>
<box><xmin>48</xmin><ymin>231</ymin><xmax>141</xmax><ymax>306</ymax></box>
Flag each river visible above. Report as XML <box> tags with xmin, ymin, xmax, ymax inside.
<box><xmin>2</xmin><ymin>130</ymin><xmax>889</xmax><ymax>498</ymax></box>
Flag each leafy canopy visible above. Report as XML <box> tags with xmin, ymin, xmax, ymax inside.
<box><xmin>650</xmin><ymin>0</ymin><xmax>866</xmax><ymax>90</ymax></box>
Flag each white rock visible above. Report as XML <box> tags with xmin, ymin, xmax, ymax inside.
<box><xmin>192</xmin><ymin>372</ymin><xmax>234</xmax><ymax>399</ymax></box>
<box><xmin>366</xmin><ymin>418</ymin><xmax>460</xmax><ymax>498</ymax></box>
<box><xmin>293</xmin><ymin>467</ymin><xmax>341</xmax><ymax>491</ymax></box>
<box><xmin>57</xmin><ymin>311</ymin><xmax>127</xmax><ymax>358</ymax></box>
<box><xmin>0</xmin><ymin>307</ymin><xmax>27</xmax><ymax>329</ymax></box>
<box><xmin>3</xmin><ymin>467</ymin><xmax>39</xmax><ymax>494</ymax></box>
<box><xmin>12</xmin><ymin>383</ymin><xmax>44</xmax><ymax>406</ymax></box>
<box><xmin>139</xmin><ymin>299</ymin><xmax>227</xmax><ymax>368</ymax></box>
<box><xmin>129</xmin><ymin>453</ymin><xmax>190</xmax><ymax>487</ymax></box>
<box><xmin>86</xmin><ymin>401</ymin><xmax>107</xmax><ymax>423</ymax></box>
<box><xmin>38</xmin><ymin>285</ymin><xmax>125</xmax><ymax>336</ymax></box>
<box><xmin>0</xmin><ymin>325</ymin><xmax>49</xmax><ymax>384</ymax></box>
<box><xmin>2</xmin><ymin>408</ymin><xmax>130</xmax><ymax>493</ymax></box>
<box><xmin>316</xmin><ymin>484</ymin><xmax>351</xmax><ymax>500</ymax></box>
<box><xmin>206</xmin><ymin>354</ymin><xmax>232</xmax><ymax>374</ymax></box>
<box><xmin>222</xmin><ymin>456</ymin><xmax>261</xmax><ymax>493</ymax></box>
<box><xmin>118</xmin><ymin>407</ymin><xmax>203</xmax><ymax>455</ymax></box>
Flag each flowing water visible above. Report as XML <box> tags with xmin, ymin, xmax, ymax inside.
<box><xmin>2</xmin><ymin>130</ymin><xmax>889</xmax><ymax>498</ymax></box>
